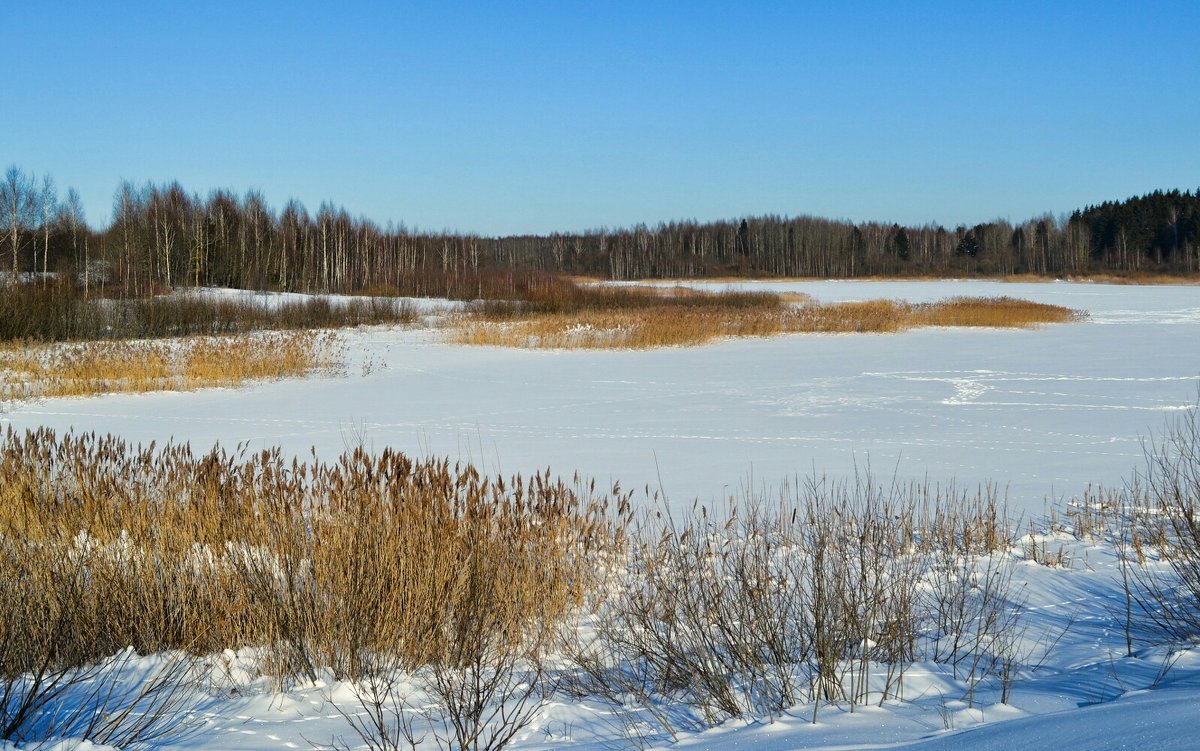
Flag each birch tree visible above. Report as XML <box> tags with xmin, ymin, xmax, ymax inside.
<box><xmin>39</xmin><ymin>173</ymin><xmax>57</xmax><ymax>279</ymax></box>
<box><xmin>1</xmin><ymin>166</ymin><xmax>35</xmax><ymax>277</ymax></box>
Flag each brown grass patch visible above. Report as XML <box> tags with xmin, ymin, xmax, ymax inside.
<box><xmin>907</xmin><ymin>296</ymin><xmax>1086</xmax><ymax>328</ymax></box>
<box><xmin>0</xmin><ymin>331</ymin><xmax>343</xmax><ymax>404</ymax></box>
<box><xmin>453</xmin><ymin>305</ymin><xmax>783</xmax><ymax>349</ymax></box>
<box><xmin>779</xmin><ymin>291</ymin><xmax>815</xmax><ymax>304</ymax></box>
<box><xmin>0</xmin><ymin>429</ymin><xmax>625</xmax><ymax>684</ymax></box>
<box><xmin>451</xmin><ymin>295</ymin><xmax>1085</xmax><ymax>349</ymax></box>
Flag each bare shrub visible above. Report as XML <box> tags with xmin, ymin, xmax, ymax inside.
<box><xmin>562</xmin><ymin>471</ymin><xmax>1026</xmax><ymax>737</ymax></box>
<box><xmin>326</xmin><ymin>667</ymin><xmax>428</xmax><ymax>751</ymax></box>
<box><xmin>0</xmin><ymin>275</ymin><xmax>417</xmax><ymax>344</ymax></box>
<box><xmin>1122</xmin><ymin>403</ymin><xmax>1200</xmax><ymax>644</ymax></box>
<box><xmin>325</xmin><ymin>624</ymin><xmax>551</xmax><ymax>751</ymax></box>
<box><xmin>921</xmin><ymin>550</ymin><xmax>1025</xmax><ymax>706</ymax></box>
<box><xmin>552</xmin><ymin>467</ymin><xmax>1032</xmax><ymax>739</ymax></box>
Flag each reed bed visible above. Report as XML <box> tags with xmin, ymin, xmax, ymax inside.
<box><xmin>0</xmin><ymin>331</ymin><xmax>342</xmax><ymax>403</ymax></box>
<box><xmin>0</xmin><ymin>428</ymin><xmax>625</xmax><ymax>685</ymax></box>
<box><xmin>452</xmin><ymin>294</ymin><xmax>1084</xmax><ymax>349</ymax></box>
<box><xmin>908</xmin><ymin>296</ymin><xmax>1086</xmax><ymax>328</ymax></box>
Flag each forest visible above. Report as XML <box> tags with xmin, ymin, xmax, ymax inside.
<box><xmin>3</xmin><ymin>165</ymin><xmax>1198</xmax><ymax>298</ymax></box>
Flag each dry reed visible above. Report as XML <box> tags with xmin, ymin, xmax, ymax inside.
<box><xmin>452</xmin><ymin>293</ymin><xmax>1084</xmax><ymax>349</ymax></box>
<box><xmin>0</xmin><ymin>429</ymin><xmax>626</xmax><ymax>685</ymax></box>
<box><xmin>0</xmin><ymin>332</ymin><xmax>342</xmax><ymax>404</ymax></box>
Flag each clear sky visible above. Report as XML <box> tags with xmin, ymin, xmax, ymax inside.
<box><xmin>5</xmin><ymin>1</ymin><xmax>1198</xmax><ymax>235</ymax></box>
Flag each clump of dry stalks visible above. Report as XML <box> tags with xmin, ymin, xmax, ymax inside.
<box><xmin>0</xmin><ymin>428</ymin><xmax>626</xmax><ymax>688</ymax></box>
<box><xmin>0</xmin><ymin>331</ymin><xmax>342</xmax><ymax>404</ymax></box>
<box><xmin>452</xmin><ymin>286</ymin><xmax>1085</xmax><ymax>349</ymax></box>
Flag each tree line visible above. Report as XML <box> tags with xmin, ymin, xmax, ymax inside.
<box><xmin>3</xmin><ymin>165</ymin><xmax>1198</xmax><ymax>297</ymax></box>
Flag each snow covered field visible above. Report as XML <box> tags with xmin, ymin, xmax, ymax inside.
<box><xmin>3</xmin><ymin>280</ymin><xmax>1200</xmax><ymax>751</ymax></box>
<box><xmin>5</xmin><ymin>280</ymin><xmax>1197</xmax><ymax>518</ymax></box>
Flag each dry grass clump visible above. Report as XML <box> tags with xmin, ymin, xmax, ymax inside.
<box><xmin>908</xmin><ymin>296</ymin><xmax>1085</xmax><ymax>328</ymax></box>
<box><xmin>788</xmin><ymin>300</ymin><xmax>908</xmax><ymax>333</ymax></box>
<box><xmin>454</xmin><ymin>282</ymin><xmax>788</xmax><ymax>348</ymax></box>
<box><xmin>0</xmin><ymin>331</ymin><xmax>342</xmax><ymax>404</ymax></box>
<box><xmin>453</xmin><ymin>305</ymin><xmax>785</xmax><ymax>349</ymax></box>
<box><xmin>0</xmin><ymin>429</ymin><xmax>626</xmax><ymax>686</ymax></box>
<box><xmin>453</xmin><ymin>294</ymin><xmax>1084</xmax><ymax>349</ymax></box>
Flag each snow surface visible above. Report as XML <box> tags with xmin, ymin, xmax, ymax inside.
<box><xmin>3</xmin><ymin>280</ymin><xmax>1200</xmax><ymax>751</ymax></box>
<box><xmin>4</xmin><ymin>280</ymin><xmax>1197</xmax><ymax>517</ymax></box>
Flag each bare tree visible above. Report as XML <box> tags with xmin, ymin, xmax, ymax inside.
<box><xmin>58</xmin><ymin>187</ymin><xmax>87</xmax><ymax>287</ymax></box>
<box><xmin>39</xmin><ymin>173</ymin><xmax>57</xmax><ymax>281</ymax></box>
<box><xmin>1</xmin><ymin>166</ymin><xmax>36</xmax><ymax>277</ymax></box>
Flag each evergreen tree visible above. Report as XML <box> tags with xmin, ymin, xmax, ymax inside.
<box><xmin>891</xmin><ymin>225</ymin><xmax>911</xmax><ymax>261</ymax></box>
<box><xmin>955</xmin><ymin>230</ymin><xmax>980</xmax><ymax>258</ymax></box>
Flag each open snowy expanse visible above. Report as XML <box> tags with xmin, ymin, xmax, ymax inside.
<box><xmin>4</xmin><ymin>280</ymin><xmax>1197</xmax><ymax>518</ymax></box>
<box><xmin>3</xmin><ymin>279</ymin><xmax>1200</xmax><ymax>751</ymax></box>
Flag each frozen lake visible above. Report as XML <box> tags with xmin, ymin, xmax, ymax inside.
<box><xmin>5</xmin><ymin>280</ymin><xmax>1198</xmax><ymax>515</ymax></box>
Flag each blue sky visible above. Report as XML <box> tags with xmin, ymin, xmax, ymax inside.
<box><xmin>5</xmin><ymin>1</ymin><xmax>1198</xmax><ymax>234</ymax></box>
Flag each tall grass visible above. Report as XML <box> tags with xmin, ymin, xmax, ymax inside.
<box><xmin>0</xmin><ymin>332</ymin><xmax>342</xmax><ymax>403</ymax></box>
<box><xmin>0</xmin><ymin>429</ymin><xmax>626</xmax><ymax>685</ymax></box>
<box><xmin>908</xmin><ymin>296</ymin><xmax>1087</xmax><ymax>328</ymax></box>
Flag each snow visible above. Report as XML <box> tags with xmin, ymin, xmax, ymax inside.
<box><xmin>3</xmin><ymin>279</ymin><xmax>1200</xmax><ymax>750</ymax></box>
<box><xmin>4</xmin><ymin>280</ymin><xmax>1196</xmax><ymax>517</ymax></box>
